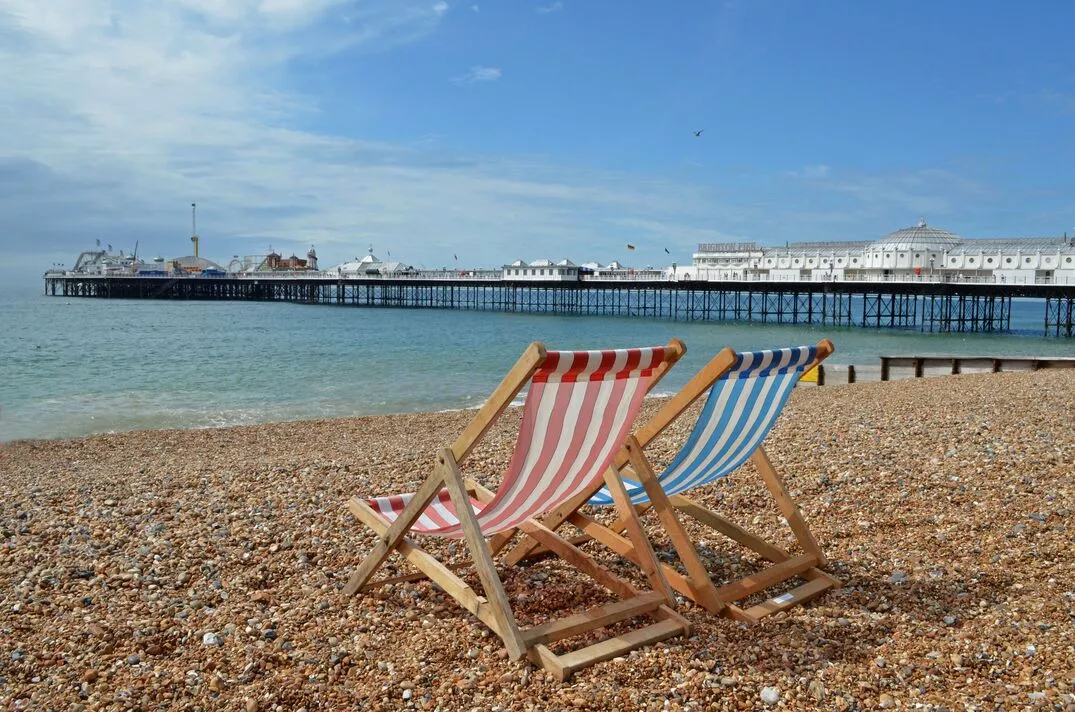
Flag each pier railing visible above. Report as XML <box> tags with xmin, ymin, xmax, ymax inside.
<box><xmin>43</xmin><ymin>268</ymin><xmax>1075</xmax><ymax>286</ymax></box>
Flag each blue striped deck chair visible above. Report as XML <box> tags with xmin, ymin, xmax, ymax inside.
<box><xmin>505</xmin><ymin>339</ymin><xmax>840</xmax><ymax>623</ymax></box>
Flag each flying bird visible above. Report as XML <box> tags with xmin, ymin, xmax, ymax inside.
<box><xmin>692</xmin><ymin>129</ymin><xmax>704</xmax><ymax>137</ymax></box>
<box><xmin>664</xmin><ymin>248</ymin><xmax>670</xmax><ymax>254</ymax></box>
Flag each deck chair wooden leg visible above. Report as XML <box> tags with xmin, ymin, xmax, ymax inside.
<box><xmin>506</xmin><ymin>502</ymin><xmax>654</xmax><ymax>564</ymax></box>
<box><xmin>473</xmin><ymin>475</ymin><xmax>688</xmax><ymax>680</ymax></box>
<box><xmin>600</xmin><ymin>465</ymin><xmax>673</xmax><ymax>603</ymax></box>
<box><xmin>669</xmin><ymin>494</ymin><xmax>790</xmax><ymax>564</ymax></box>
<box><xmin>343</xmin><ymin>465</ymin><xmax>449</xmax><ymax>596</ymax></box>
<box><xmin>346</xmin><ymin>498</ymin><xmax>508</xmax><ymax>633</ymax></box>
<box><xmin>580</xmin><ymin>500</ymin><xmax>653</xmax><ymax>542</ymax></box>
<box><xmin>625</xmin><ymin>437</ymin><xmax>725</xmax><ymax>613</ymax></box>
<box><xmin>562</xmin><ymin>509</ymin><xmax>695</xmax><ymax>599</ymax></box>
<box><xmin>587</xmin><ymin>464</ymin><xmax>650</xmax><ymax>538</ymax></box>
<box><xmin>439</xmin><ymin>449</ymin><xmax>528</xmax><ymax>660</ymax></box>
<box><xmin>463</xmin><ymin>479</ymin><xmax>519</xmax><ymax>557</ymax></box>
<box><xmin>750</xmin><ymin>447</ymin><xmax>826</xmax><ymax>566</ymax></box>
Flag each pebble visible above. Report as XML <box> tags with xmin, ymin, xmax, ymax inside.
<box><xmin>760</xmin><ymin>686</ymin><xmax>781</xmax><ymax>705</ymax></box>
<box><xmin>202</xmin><ymin>632</ymin><xmax>224</xmax><ymax>646</ymax></box>
<box><xmin>0</xmin><ymin>370</ymin><xmax>1071</xmax><ymax>710</ymax></box>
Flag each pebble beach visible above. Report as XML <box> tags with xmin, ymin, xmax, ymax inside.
<box><xmin>1</xmin><ymin>369</ymin><xmax>1072</xmax><ymax>711</ymax></box>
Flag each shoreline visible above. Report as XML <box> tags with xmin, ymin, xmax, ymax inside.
<box><xmin>1</xmin><ymin>370</ymin><xmax>1072</xmax><ymax>709</ymax></box>
<box><xmin>2</xmin><ymin>361</ymin><xmax>1063</xmax><ymax>446</ymax></box>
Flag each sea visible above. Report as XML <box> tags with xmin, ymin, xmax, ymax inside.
<box><xmin>1</xmin><ymin>282</ymin><xmax>1071</xmax><ymax>443</ymax></box>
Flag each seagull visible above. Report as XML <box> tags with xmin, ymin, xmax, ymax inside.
<box><xmin>692</xmin><ymin>129</ymin><xmax>704</xmax><ymax>137</ymax></box>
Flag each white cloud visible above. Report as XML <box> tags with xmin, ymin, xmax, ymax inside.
<box><xmin>786</xmin><ymin>164</ymin><xmax>831</xmax><ymax>179</ymax></box>
<box><xmin>469</xmin><ymin>4</ymin><xmax>479</xmax><ymax>11</ymax></box>
<box><xmin>536</xmin><ymin>1</ymin><xmax>562</xmax><ymax>13</ymax></box>
<box><xmin>432</xmin><ymin>1</ymin><xmax>449</xmax><ymax>16</ymax></box>
<box><xmin>452</xmin><ymin>65</ymin><xmax>502</xmax><ymax>84</ymax></box>
<box><xmin>0</xmin><ymin>0</ymin><xmax>1016</xmax><ymax>288</ymax></box>
<box><xmin>0</xmin><ymin>0</ymin><xmax>754</xmax><ymax>281</ymax></box>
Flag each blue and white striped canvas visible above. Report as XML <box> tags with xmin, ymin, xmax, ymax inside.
<box><xmin>590</xmin><ymin>345</ymin><xmax>817</xmax><ymax>507</ymax></box>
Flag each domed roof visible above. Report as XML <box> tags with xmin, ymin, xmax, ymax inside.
<box><xmin>870</xmin><ymin>219</ymin><xmax>963</xmax><ymax>252</ymax></box>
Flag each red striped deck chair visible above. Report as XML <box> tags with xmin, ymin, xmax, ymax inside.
<box><xmin>506</xmin><ymin>339</ymin><xmax>841</xmax><ymax>623</ymax></box>
<box><xmin>342</xmin><ymin>341</ymin><xmax>690</xmax><ymax>681</ymax></box>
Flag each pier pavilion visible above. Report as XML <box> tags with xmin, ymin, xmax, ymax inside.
<box><xmin>688</xmin><ymin>220</ymin><xmax>1075</xmax><ymax>285</ymax></box>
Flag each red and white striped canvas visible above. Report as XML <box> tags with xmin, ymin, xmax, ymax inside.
<box><xmin>367</xmin><ymin>346</ymin><xmax>668</xmax><ymax>538</ymax></box>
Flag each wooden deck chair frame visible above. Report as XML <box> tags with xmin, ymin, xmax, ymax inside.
<box><xmin>505</xmin><ymin>339</ymin><xmax>841</xmax><ymax>624</ymax></box>
<box><xmin>342</xmin><ymin>340</ymin><xmax>690</xmax><ymax>681</ymax></box>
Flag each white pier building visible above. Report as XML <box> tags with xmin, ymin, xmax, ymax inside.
<box><xmin>687</xmin><ymin>220</ymin><xmax>1075</xmax><ymax>285</ymax></box>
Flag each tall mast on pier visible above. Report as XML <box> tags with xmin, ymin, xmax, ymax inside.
<box><xmin>191</xmin><ymin>202</ymin><xmax>199</xmax><ymax>258</ymax></box>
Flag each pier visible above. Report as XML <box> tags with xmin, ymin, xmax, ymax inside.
<box><xmin>43</xmin><ymin>274</ymin><xmax>1075</xmax><ymax>337</ymax></box>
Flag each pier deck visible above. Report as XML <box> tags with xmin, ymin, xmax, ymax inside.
<box><xmin>42</xmin><ymin>274</ymin><xmax>1075</xmax><ymax>337</ymax></box>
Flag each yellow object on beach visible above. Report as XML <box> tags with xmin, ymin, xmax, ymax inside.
<box><xmin>799</xmin><ymin>365</ymin><xmax>819</xmax><ymax>383</ymax></box>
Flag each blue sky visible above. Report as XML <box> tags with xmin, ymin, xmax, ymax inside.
<box><xmin>1</xmin><ymin>0</ymin><xmax>1074</xmax><ymax>286</ymax></box>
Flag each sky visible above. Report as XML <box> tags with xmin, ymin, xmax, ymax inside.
<box><xmin>2</xmin><ymin>0</ymin><xmax>1074</xmax><ymax>287</ymax></box>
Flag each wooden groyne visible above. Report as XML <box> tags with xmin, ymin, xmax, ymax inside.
<box><xmin>878</xmin><ymin>354</ymin><xmax>1075</xmax><ymax>380</ymax></box>
<box><xmin>43</xmin><ymin>274</ymin><xmax>1075</xmax><ymax>337</ymax></box>
<box><xmin>804</xmin><ymin>355</ymin><xmax>1075</xmax><ymax>385</ymax></box>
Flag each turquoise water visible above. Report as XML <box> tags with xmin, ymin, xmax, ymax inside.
<box><xmin>1</xmin><ymin>283</ymin><xmax>1070</xmax><ymax>442</ymax></box>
